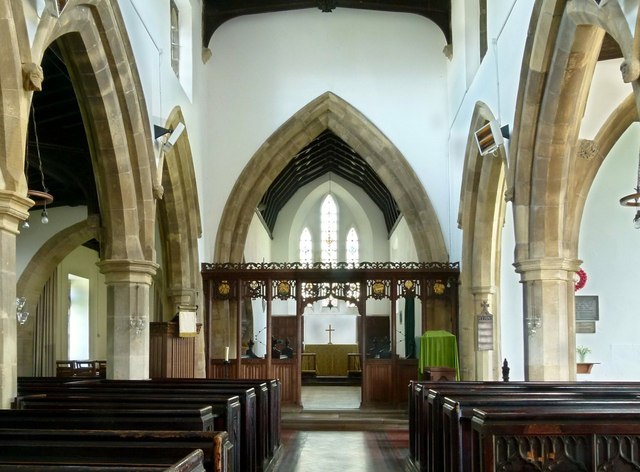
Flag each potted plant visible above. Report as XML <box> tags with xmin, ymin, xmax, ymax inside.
<box><xmin>576</xmin><ymin>345</ymin><xmax>596</xmax><ymax>374</ymax></box>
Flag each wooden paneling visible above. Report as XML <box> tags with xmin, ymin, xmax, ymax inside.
<box><xmin>241</xmin><ymin>359</ymin><xmax>268</xmax><ymax>379</ymax></box>
<box><xmin>272</xmin><ymin>359</ymin><xmax>298</xmax><ymax>405</ymax></box>
<box><xmin>395</xmin><ymin>359</ymin><xmax>419</xmax><ymax>405</ymax></box>
<box><xmin>362</xmin><ymin>359</ymin><xmax>393</xmax><ymax>406</ymax></box>
<box><xmin>208</xmin><ymin>359</ymin><xmax>237</xmax><ymax>379</ymax></box>
<box><xmin>150</xmin><ymin>322</ymin><xmax>198</xmax><ymax>378</ymax></box>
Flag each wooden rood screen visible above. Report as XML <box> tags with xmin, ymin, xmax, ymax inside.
<box><xmin>201</xmin><ymin>262</ymin><xmax>459</xmax><ymax>406</ymax></box>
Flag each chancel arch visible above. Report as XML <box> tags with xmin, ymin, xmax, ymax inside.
<box><xmin>214</xmin><ymin>91</ymin><xmax>448</xmax><ymax>264</ymax></box>
<box><xmin>458</xmin><ymin>102</ymin><xmax>507</xmax><ymax>381</ymax></box>
<box><xmin>211</xmin><ymin>92</ymin><xmax>450</xmax><ymax>384</ymax></box>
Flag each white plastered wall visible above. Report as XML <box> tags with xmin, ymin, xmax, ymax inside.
<box><xmin>577</xmin><ymin>123</ymin><xmax>640</xmax><ymax>380</ymax></box>
<box><xmin>202</xmin><ymin>8</ymin><xmax>449</xmax><ymax>261</ymax></box>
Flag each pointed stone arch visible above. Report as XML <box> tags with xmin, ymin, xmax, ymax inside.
<box><xmin>16</xmin><ymin>217</ymin><xmax>101</xmax><ymax>375</ymax></box>
<box><xmin>156</xmin><ymin>107</ymin><xmax>205</xmax><ymax>377</ymax></box>
<box><xmin>511</xmin><ymin>0</ymin><xmax>635</xmax><ymax>379</ymax></box>
<box><xmin>13</xmin><ymin>0</ymin><xmax>159</xmax><ymax>380</ymax></box>
<box><xmin>214</xmin><ymin>91</ymin><xmax>447</xmax><ymax>263</ymax></box>
<box><xmin>567</xmin><ymin>94</ymin><xmax>638</xmax><ymax>253</ymax></box>
<box><xmin>29</xmin><ymin>1</ymin><xmax>157</xmax><ymax>262</ymax></box>
<box><xmin>157</xmin><ymin>107</ymin><xmax>202</xmax><ymax>311</ymax></box>
<box><xmin>458</xmin><ymin>102</ymin><xmax>507</xmax><ymax>380</ymax></box>
<box><xmin>512</xmin><ymin>0</ymin><xmax>633</xmax><ymax>264</ymax></box>
<box><xmin>17</xmin><ymin>218</ymin><xmax>101</xmax><ymax>313</ymax></box>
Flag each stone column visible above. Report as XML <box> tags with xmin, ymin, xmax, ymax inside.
<box><xmin>0</xmin><ymin>191</ymin><xmax>32</xmax><ymax>408</ymax></box>
<box><xmin>514</xmin><ymin>258</ymin><xmax>580</xmax><ymax>380</ymax></box>
<box><xmin>98</xmin><ymin>259</ymin><xmax>159</xmax><ymax>379</ymax></box>
<box><xmin>471</xmin><ymin>286</ymin><xmax>499</xmax><ymax>381</ymax></box>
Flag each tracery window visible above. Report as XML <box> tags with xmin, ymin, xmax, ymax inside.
<box><xmin>299</xmin><ymin>227</ymin><xmax>313</xmax><ymax>266</ymax></box>
<box><xmin>170</xmin><ymin>1</ymin><xmax>180</xmax><ymax>78</ymax></box>
<box><xmin>320</xmin><ymin>194</ymin><xmax>338</xmax><ymax>266</ymax></box>
<box><xmin>346</xmin><ymin>227</ymin><xmax>359</xmax><ymax>266</ymax></box>
<box><xmin>346</xmin><ymin>227</ymin><xmax>360</xmax><ymax>302</ymax></box>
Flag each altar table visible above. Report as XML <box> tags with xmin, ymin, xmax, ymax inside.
<box><xmin>304</xmin><ymin>344</ymin><xmax>358</xmax><ymax>376</ymax></box>
<box><xmin>419</xmin><ymin>330</ymin><xmax>460</xmax><ymax>380</ymax></box>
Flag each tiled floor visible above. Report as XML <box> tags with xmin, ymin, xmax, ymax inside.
<box><xmin>277</xmin><ymin>385</ymin><xmax>410</xmax><ymax>471</ymax></box>
<box><xmin>272</xmin><ymin>430</ymin><xmax>410</xmax><ymax>472</ymax></box>
<box><xmin>301</xmin><ymin>385</ymin><xmax>361</xmax><ymax>409</ymax></box>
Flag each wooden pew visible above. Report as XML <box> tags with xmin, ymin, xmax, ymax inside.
<box><xmin>16</xmin><ymin>393</ymin><xmax>242</xmax><ymax>472</ymax></box>
<box><xmin>0</xmin><ymin>407</ymin><xmax>215</xmax><ymax>431</ymax></box>
<box><xmin>409</xmin><ymin>381</ymin><xmax>640</xmax><ymax>472</ymax></box>
<box><xmin>470</xmin><ymin>405</ymin><xmax>640</xmax><ymax>472</ymax></box>
<box><xmin>443</xmin><ymin>396</ymin><xmax>640</xmax><ymax>472</ymax></box>
<box><xmin>18</xmin><ymin>379</ymin><xmax>270</xmax><ymax>472</ymax></box>
<box><xmin>0</xmin><ymin>429</ymin><xmax>229</xmax><ymax>472</ymax></box>
<box><xmin>429</xmin><ymin>384</ymin><xmax>640</xmax><ymax>472</ymax></box>
<box><xmin>0</xmin><ymin>449</ymin><xmax>206</xmax><ymax>472</ymax></box>
<box><xmin>97</xmin><ymin>379</ymin><xmax>275</xmax><ymax>469</ymax></box>
<box><xmin>0</xmin><ymin>448</ymin><xmax>205</xmax><ymax>471</ymax></box>
<box><xmin>17</xmin><ymin>377</ymin><xmax>282</xmax><ymax>465</ymax></box>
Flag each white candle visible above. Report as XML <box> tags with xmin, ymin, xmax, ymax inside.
<box><xmin>224</xmin><ymin>346</ymin><xmax>229</xmax><ymax>362</ymax></box>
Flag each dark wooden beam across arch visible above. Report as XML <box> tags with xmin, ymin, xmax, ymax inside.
<box><xmin>202</xmin><ymin>0</ymin><xmax>452</xmax><ymax>49</ymax></box>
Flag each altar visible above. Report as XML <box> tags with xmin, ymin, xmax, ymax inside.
<box><xmin>304</xmin><ymin>344</ymin><xmax>359</xmax><ymax>376</ymax></box>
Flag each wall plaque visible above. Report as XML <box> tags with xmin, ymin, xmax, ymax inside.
<box><xmin>476</xmin><ymin>301</ymin><xmax>494</xmax><ymax>351</ymax></box>
<box><xmin>576</xmin><ymin>295</ymin><xmax>599</xmax><ymax>321</ymax></box>
<box><xmin>576</xmin><ymin>321</ymin><xmax>596</xmax><ymax>334</ymax></box>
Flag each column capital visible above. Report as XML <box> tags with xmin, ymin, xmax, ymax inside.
<box><xmin>470</xmin><ymin>285</ymin><xmax>497</xmax><ymax>296</ymax></box>
<box><xmin>513</xmin><ymin>257</ymin><xmax>582</xmax><ymax>282</ymax></box>
<box><xmin>97</xmin><ymin>259</ymin><xmax>159</xmax><ymax>285</ymax></box>
<box><xmin>0</xmin><ymin>190</ymin><xmax>32</xmax><ymax>234</ymax></box>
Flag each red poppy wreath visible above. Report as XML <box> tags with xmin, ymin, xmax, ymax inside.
<box><xmin>574</xmin><ymin>269</ymin><xmax>587</xmax><ymax>292</ymax></box>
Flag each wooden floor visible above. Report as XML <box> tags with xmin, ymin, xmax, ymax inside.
<box><xmin>276</xmin><ymin>385</ymin><xmax>410</xmax><ymax>471</ymax></box>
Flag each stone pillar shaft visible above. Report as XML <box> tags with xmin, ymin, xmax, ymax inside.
<box><xmin>515</xmin><ymin>258</ymin><xmax>580</xmax><ymax>380</ymax></box>
<box><xmin>0</xmin><ymin>191</ymin><xmax>32</xmax><ymax>408</ymax></box>
<box><xmin>98</xmin><ymin>259</ymin><xmax>158</xmax><ymax>380</ymax></box>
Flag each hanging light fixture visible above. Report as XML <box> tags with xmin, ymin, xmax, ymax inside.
<box><xmin>16</xmin><ymin>297</ymin><xmax>29</xmax><ymax>325</ymax></box>
<box><xmin>24</xmin><ymin>102</ymin><xmax>54</xmax><ymax>227</ymax></box>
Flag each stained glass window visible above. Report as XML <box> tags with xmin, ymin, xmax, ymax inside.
<box><xmin>346</xmin><ymin>227</ymin><xmax>359</xmax><ymax>266</ymax></box>
<box><xmin>321</xmin><ymin>194</ymin><xmax>338</xmax><ymax>266</ymax></box>
<box><xmin>299</xmin><ymin>227</ymin><xmax>313</xmax><ymax>266</ymax></box>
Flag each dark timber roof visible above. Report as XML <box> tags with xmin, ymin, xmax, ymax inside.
<box><xmin>258</xmin><ymin>130</ymin><xmax>401</xmax><ymax>235</ymax></box>
<box><xmin>27</xmin><ymin>43</ymin><xmax>98</xmax><ymax>214</ymax></box>
<box><xmin>202</xmin><ymin>0</ymin><xmax>452</xmax><ymax>48</ymax></box>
